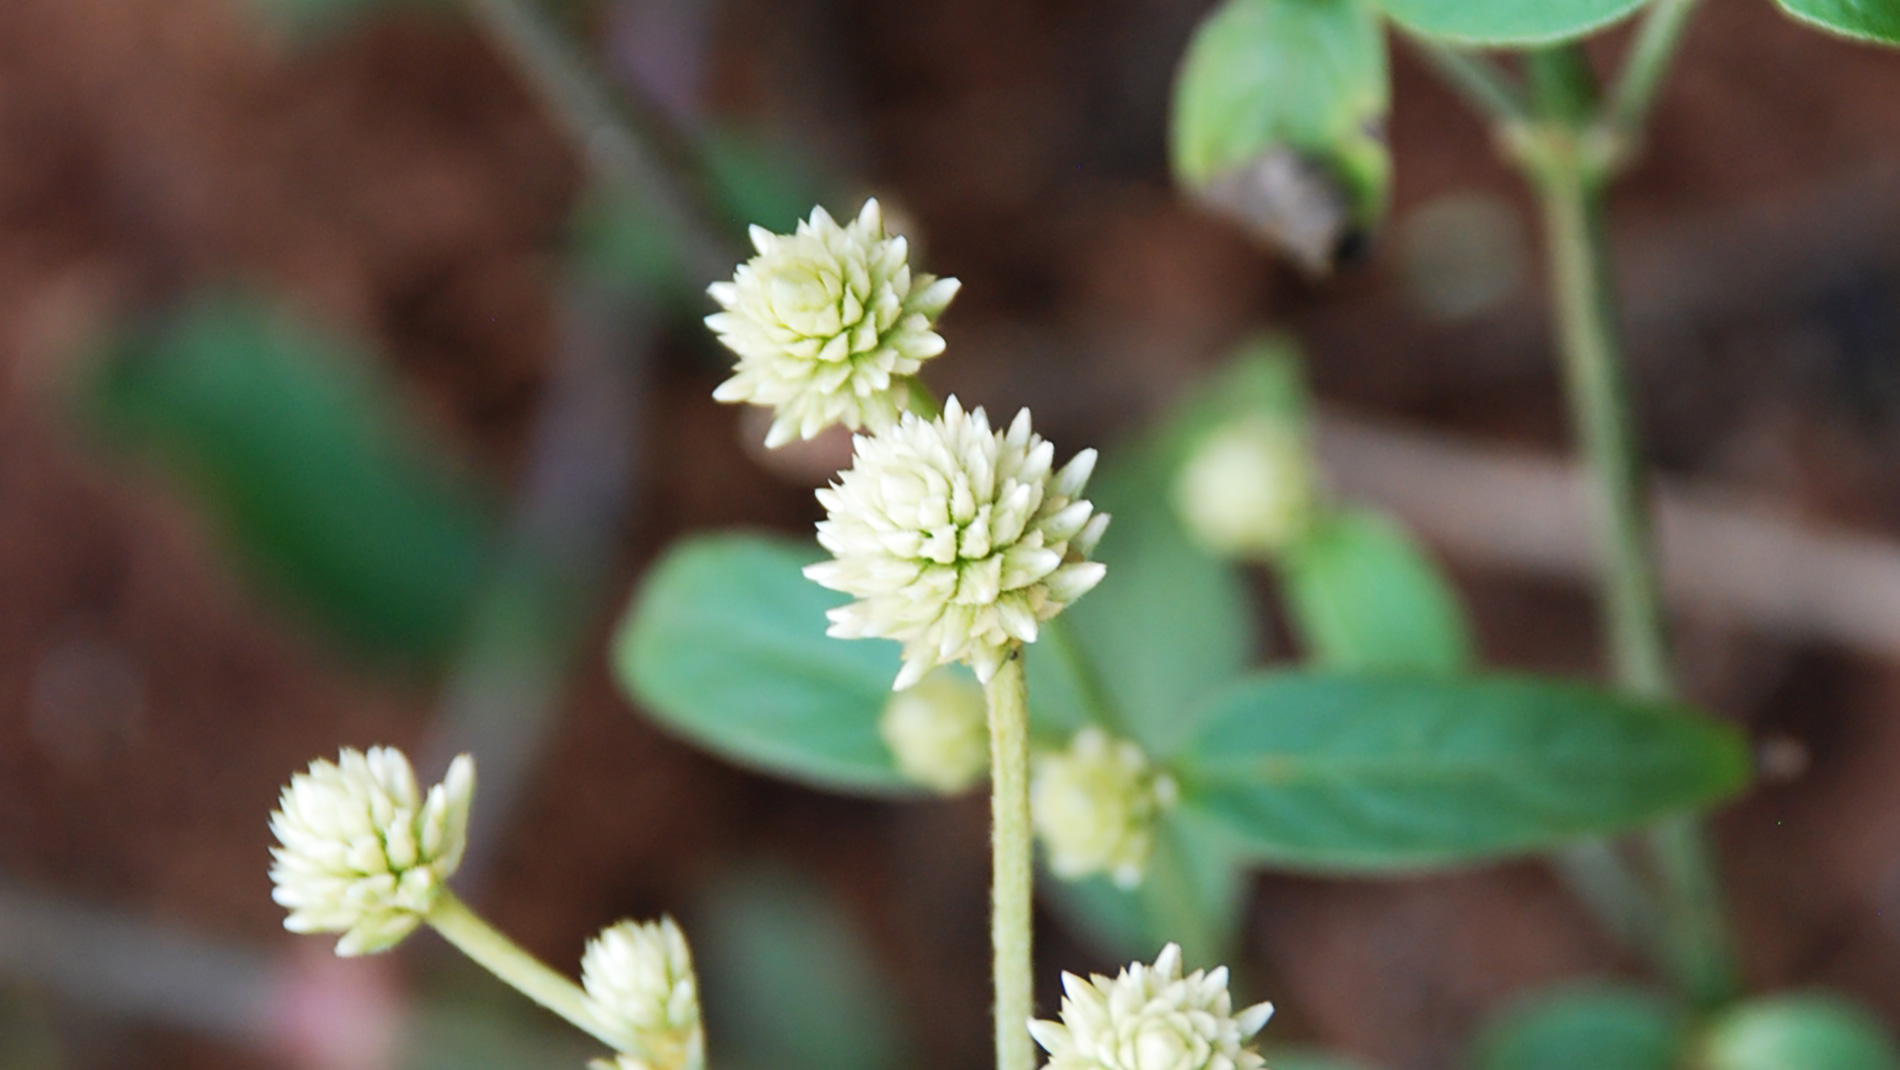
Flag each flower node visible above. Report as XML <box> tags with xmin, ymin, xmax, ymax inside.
<box><xmin>1030</xmin><ymin>944</ymin><xmax>1275</xmax><ymax>1070</ymax></box>
<box><xmin>268</xmin><ymin>747</ymin><xmax>474</xmax><ymax>957</ymax></box>
<box><xmin>806</xmin><ymin>396</ymin><xmax>1109</xmax><ymax>690</ymax></box>
<box><xmin>582</xmin><ymin>917</ymin><xmax>706</xmax><ymax>1070</ymax></box>
<box><xmin>709</xmin><ymin>199</ymin><xmax>960</xmax><ymax>447</ymax></box>
<box><xmin>1032</xmin><ymin>728</ymin><xmax>1176</xmax><ymax>888</ymax></box>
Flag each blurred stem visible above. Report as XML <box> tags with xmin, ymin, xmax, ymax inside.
<box><xmin>986</xmin><ymin>654</ymin><xmax>1035</xmax><ymax>1070</ymax></box>
<box><xmin>1608</xmin><ymin>0</ymin><xmax>1703</xmax><ymax>143</ymax></box>
<box><xmin>1522</xmin><ymin>43</ymin><xmax>1739</xmax><ymax>1009</ymax></box>
<box><xmin>426</xmin><ymin>892</ymin><xmax>618</xmax><ymax>1050</ymax></box>
<box><xmin>1407</xmin><ymin>36</ymin><xmax>1528</xmax><ymax>124</ymax></box>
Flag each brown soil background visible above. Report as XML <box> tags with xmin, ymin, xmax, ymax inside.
<box><xmin>2</xmin><ymin>0</ymin><xmax>1899</xmax><ymax>1068</ymax></box>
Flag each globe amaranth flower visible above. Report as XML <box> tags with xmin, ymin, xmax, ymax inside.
<box><xmin>1030</xmin><ymin>943</ymin><xmax>1275</xmax><ymax>1070</ymax></box>
<box><xmin>805</xmin><ymin>396</ymin><xmax>1109</xmax><ymax>690</ymax></box>
<box><xmin>709</xmin><ymin>199</ymin><xmax>961</xmax><ymax>448</ymax></box>
<box><xmin>1173</xmin><ymin>416</ymin><xmax>1316</xmax><ymax>558</ymax></box>
<box><xmin>881</xmin><ymin>667</ymin><xmax>990</xmax><ymax>793</ymax></box>
<box><xmin>1032</xmin><ymin>728</ymin><xmax>1177</xmax><ymax>888</ymax></box>
<box><xmin>268</xmin><ymin>747</ymin><xmax>475</xmax><ymax>956</ymax></box>
<box><xmin>580</xmin><ymin>917</ymin><xmax>706</xmax><ymax>1070</ymax></box>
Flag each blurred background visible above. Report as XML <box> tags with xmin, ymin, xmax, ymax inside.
<box><xmin>1</xmin><ymin>0</ymin><xmax>1899</xmax><ymax>1067</ymax></box>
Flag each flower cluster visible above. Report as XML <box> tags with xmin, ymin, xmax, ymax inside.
<box><xmin>1030</xmin><ymin>944</ymin><xmax>1275</xmax><ymax>1070</ymax></box>
<box><xmin>1032</xmin><ymin>728</ymin><xmax>1176</xmax><ymax>888</ymax></box>
<box><xmin>581</xmin><ymin>918</ymin><xmax>706</xmax><ymax>1070</ymax></box>
<box><xmin>709</xmin><ymin>199</ymin><xmax>960</xmax><ymax>447</ymax></box>
<box><xmin>268</xmin><ymin>747</ymin><xmax>474</xmax><ymax>956</ymax></box>
<box><xmin>805</xmin><ymin>397</ymin><xmax>1108</xmax><ymax>689</ymax></box>
<box><xmin>881</xmin><ymin>667</ymin><xmax>991</xmax><ymax>793</ymax></box>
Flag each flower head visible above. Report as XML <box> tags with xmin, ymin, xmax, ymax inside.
<box><xmin>268</xmin><ymin>747</ymin><xmax>474</xmax><ymax>956</ymax></box>
<box><xmin>805</xmin><ymin>397</ymin><xmax>1109</xmax><ymax>690</ymax></box>
<box><xmin>581</xmin><ymin>918</ymin><xmax>705</xmax><ymax>1070</ymax></box>
<box><xmin>1173</xmin><ymin>417</ymin><xmax>1316</xmax><ymax>558</ymax></box>
<box><xmin>709</xmin><ymin>199</ymin><xmax>960</xmax><ymax>447</ymax></box>
<box><xmin>1032</xmin><ymin>728</ymin><xmax>1176</xmax><ymax>888</ymax></box>
<box><xmin>881</xmin><ymin>667</ymin><xmax>990</xmax><ymax>793</ymax></box>
<box><xmin>1030</xmin><ymin>944</ymin><xmax>1275</xmax><ymax>1070</ymax></box>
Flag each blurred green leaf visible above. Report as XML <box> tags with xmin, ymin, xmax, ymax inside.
<box><xmin>613</xmin><ymin>533</ymin><xmax>921</xmax><ymax>794</ymax></box>
<box><xmin>1171</xmin><ymin>0</ymin><xmax>1389</xmax><ymax>269</ymax></box>
<box><xmin>1042</xmin><ymin>811</ymin><xmax>1248</xmax><ymax>968</ymax></box>
<box><xmin>1473</xmin><ymin>984</ymin><xmax>1683</xmax><ymax>1070</ymax></box>
<box><xmin>1168</xmin><ymin>336</ymin><xmax>1311</xmax><ymax>449</ymax></box>
<box><xmin>567</xmin><ymin>182</ymin><xmax>689</xmax><ymax>306</ymax></box>
<box><xmin>1702</xmin><ymin>994</ymin><xmax>1900</xmax><ymax>1070</ymax></box>
<box><xmin>1774</xmin><ymin>0</ymin><xmax>1900</xmax><ymax>45</ymax></box>
<box><xmin>699</xmin><ymin>125</ymin><xmax>831</xmax><ymax>238</ymax></box>
<box><xmin>84</xmin><ymin>292</ymin><xmax>498</xmax><ymax>664</ymax></box>
<box><xmin>1267</xmin><ymin>1049</ymin><xmax>1378</xmax><ymax>1070</ymax></box>
<box><xmin>1026</xmin><ymin>428</ymin><xmax>1261</xmax><ymax>758</ymax></box>
<box><xmin>696</xmin><ymin>867</ymin><xmax>908</xmax><ymax>1070</ymax></box>
<box><xmin>1368</xmin><ymin>0</ymin><xmax>1646</xmax><ymax>45</ymax></box>
<box><xmin>1179</xmin><ymin>672</ymin><xmax>1752</xmax><ymax>871</ymax></box>
<box><xmin>1280</xmin><ymin>507</ymin><xmax>1473</xmax><ymax>674</ymax></box>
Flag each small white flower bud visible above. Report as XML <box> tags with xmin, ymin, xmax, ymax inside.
<box><xmin>1032</xmin><ymin>729</ymin><xmax>1176</xmax><ymax>889</ymax></box>
<box><xmin>268</xmin><ymin>747</ymin><xmax>474</xmax><ymax>956</ymax></box>
<box><xmin>1029</xmin><ymin>943</ymin><xmax>1275</xmax><ymax>1070</ymax></box>
<box><xmin>1173</xmin><ymin>417</ymin><xmax>1316</xmax><ymax>558</ymax></box>
<box><xmin>806</xmin><ymin>396</ymin><xmax>1108</xmax><ymax>690</ymax></box>
<box><xmin>881</xmin><ymin>668</ymin><xmax>990</xmax><ymax>793</ymax></box>
<box><xmin>709</xmin><ymin>199</ymin><xmax>961</xmax><ymax>448</ymax></box>
<box><xmin>581</xmin><ymin>917</ymin><xmax>706</xmax><ymax>1070</ymax></box>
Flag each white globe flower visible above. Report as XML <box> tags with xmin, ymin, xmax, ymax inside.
<box><xmin>1173</xmin><ymin>417</ymin><xmax>1316</xmax><ymax>558</ymax></box>
<box><xmin>805</xmin><ymin>397</ymin><xmax>1109</xmax><ymax>690</ymax></box>
<box><xmin>1030</xmin><ymin>944</ymin><xmax>1275</xmax><ymax>1070</ymax></box>
<box><xmin>581</xmin><ymin>918</ymin><xmax>705</xmax><ymax>1070</ymax></box>
<box><xmin>1032</xmin><ymin>728</ymin><xmax>1176</xmax><ymax>888</ymax></box>
<box><xmin>881</xmin><ymin>667</ymin><xmax>990</xmax><ymax>793</ymax></box>
<box><xmin>268</xmin><ymin>747</ymin><xmax>474</xmax><ymax>957</ymax></box>
<box><xmin>709</xmin><ymin>199</ymin><xmax>961</xmax><ymax>448</ymax></box>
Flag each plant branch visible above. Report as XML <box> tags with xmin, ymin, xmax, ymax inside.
<box><xmin>1406</xmin><ymin>35</ymin><xmax>1529</xmax><ymax>125</ymax></box>
<box><xmin>426</xmin><ymin>891</ymin><xmax>620</xmax><ymax>1050</ymax></box>
<box><xmin>986</xmin><ymin>654</ymin><xmax>1035</xmax><ymax>1070</ymax></box>
<box><xmin>1607</xmin><ymin>0</ymin><xmax>1703</xmax><ymax>141</ymax></box>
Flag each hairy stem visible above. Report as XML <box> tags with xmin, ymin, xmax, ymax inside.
<box><xmin>426</xmin><ymin>891</ymin><xmax>619</xmax><ymax>1050</ymax></box>
<box><xmin>986</xmin><ymin>654</ymin><xmax>1035</xmax><ymax>1070</ymax></box>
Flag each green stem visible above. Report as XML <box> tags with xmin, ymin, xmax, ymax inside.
<box><xmin>986</xmin><ymin>654</ymin><xmax>1035</xmax><ymax>1070</ymax></box>
<box><xmin>1525</xmin><ymin>60</ymin><xmax>1739</xmax><ymax>1007</ymax></box>
<box><xmin>1607</xmin><ymin>0</ymin><xmax>1703</xmax><ymax>141</ymax></box>
<box><xmin>1406</xmin><ymin>36</ymin><xmax>1529</xmax><ymax>124</ymax></box>
<box><xmin>426</xmin><ymin>891</ymin><xmax>621</xmax><ymax>1050</ymax></box>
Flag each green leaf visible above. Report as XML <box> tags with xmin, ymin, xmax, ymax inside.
<box><xmin>1026</xmin><ymin>433</ymin><xmax>1261</xmax><ymax>758</ymax></box>
<box><xmin>1367</xmin><ymin>0</ymin><xmax>1648</xmax><ymax>45</ymax></box>
<box><xmin>83</xmin><ymin>292</ymin><xmax>498</xmax><ymax>664</ymax></box>
<box><xmin>1178</xmin><ymin>672</ymin><xmax>1752</xmax><ymax>871</ymax></box>
<box><xmin>1703</xmin><ymin>994</ymin><xmax>1900</xmax><ymax>1070</ymax></box>
<box><xmin>613</xmin><ymin>533</ymin><xmax>920</xmax><ymax>794</ymax></box>
<box><xmin>1280</xmin><ymin>508</ymin><xmax>1473</xmax><ymax>674</ymax></box>
<box><xmin>1171</xmin><ymin>0</ymin><xmax>1390</xmax><ymax>269</ymax></box>
<box><xmin>695</xmin><ymin>867</ymin><xmax>910</xmax><ymax>1070</ymax></box>
<box><xmin>1266</xmin><ymin>1050</ymin><xmax>1378</xmax><ymax>1070</ymax></box>
<box><xmin>1473</xmin><ymin>984</ymin><xmax>1684</xmax><ymax>1070</ymax></box>
<box><xmin>1042</xmin><ymin>812</ymin><xmax>1248</xmax><ymax>968</ymax></box>
<box><xmin>1774</xmin><ymin>0</ymin><xmax>1900</xmax><ymax>45</ymax></box>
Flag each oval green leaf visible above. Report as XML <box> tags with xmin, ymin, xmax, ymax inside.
<box><xmin>1703</xmin><ymin>994</ymin><xmax>1900</xmax><ymax>1070</ymax></box>
<box><xmin>612</xmin><ymin>533</ymin><xmax>917</xmax><ymax>794</ymax></box>
<box><xmin>1178</xmin><ymin>672</ymin><xmax>1752</xmax><ymax>871</ymax></box>
<box><xmin>1369</xmin><ymin>0</ymin><xmax>1647</xmax><ymax>45</ymax></box>
<box><xmin>1171</xmin><ymin>0</ymin><xmax>1390</xmax><ymax>269</ymax></box>
<box><xmin>1280</xmin><ymin>507</ymin><xmax>1473</xmax><ymax>675</ymax></box>
<box><xmin>1475</xmin><ymin>984</ymin><xmax>1684</xmax><ymax>1070</ymax></box>
<box><xmin>1775</xmin><ymin>0</ymin><xmax>1900</xmax><ymax>45</ymax></box>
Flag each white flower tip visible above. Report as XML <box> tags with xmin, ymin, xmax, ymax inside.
<box><xmin>1032</xmin><ymin>946</ymin><xmax>1272</xmax><ymax>1070</ymax></box>
<box><xmin>582</xmin><ymin>916</ymin><xmax>706</xmax><ymax>1070</ymax></box>
<box><xmin>881</xmin><ymin>668</ymin><xmax>989</xmax><ymax>793</ymax></box>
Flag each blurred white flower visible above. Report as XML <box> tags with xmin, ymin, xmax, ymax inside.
<box><xmin>709</xmin><ymin>199</ymin><xmax>960</xmax><ymax>447</ymax></box>
<box><xmin>1029</xmin><ymin>943</ymin><xmax>1275</xmax><ymax>1070</ymax></box>
<box><xmin>581</xmin><ymin>918</ymin><xmax>705</xmax><ymax>1070</ymax></box>
<box><xmin>805</xmin><ymin>397</ymin><xmax>1108</xmax><ymax>690</ymax></box>
<box><xmin>1031</xmin><ymin>728</ymin><xmax>1176</xmax><ymax>888</ymax></box>
<box><xmin>881</xmin><ymin>667</ymin><xmax>990</xmax><ymax>793</ymax></box>
<box><xmin>268</xmin><ymin>747</ymin><xmax>474</xmax><ymax>956</ymax></box>
<box><xmin>1173</xmin><ymin>417</ymin><xmax>1315</xmax><ymax>558</ymax></box>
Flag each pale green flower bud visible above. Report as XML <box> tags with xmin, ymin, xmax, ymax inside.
<box><xmin>581</xmin><ymin>917</ymin><xmax>705</xmax><ymax>1070</ymax></box>
<box><xmin>1029</xmin><ymin>943</ymin><xmax>1275</xmax><ymax>1070</ymax></box>
<box><xmin>1173</xmin><ymin>417</ymin><xmax>1316</xmax><ymax>558</ymax></box>
<box><xmin>806</xmin><ymin>397</ymin><xmax>1108</xmax><ymax>690</ymax></box>
<box><xmin>268</xmin><ymin>747</ymin><xmax>474</xmax><ymax>956</ymax></box>
<box><xmin>1031</xmin><ymin>729</ymin><xmax>1175</xmax><ymax>888</ymax></box>
<box><xmin>881</xmin><ymin>668</ymin><xmax>990</xmax><ymax>793</ymax></box>
<box><xmin>709</xmin><ymin>199</ymin><xmax>960</xmax><ymax>448</ymax></box>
